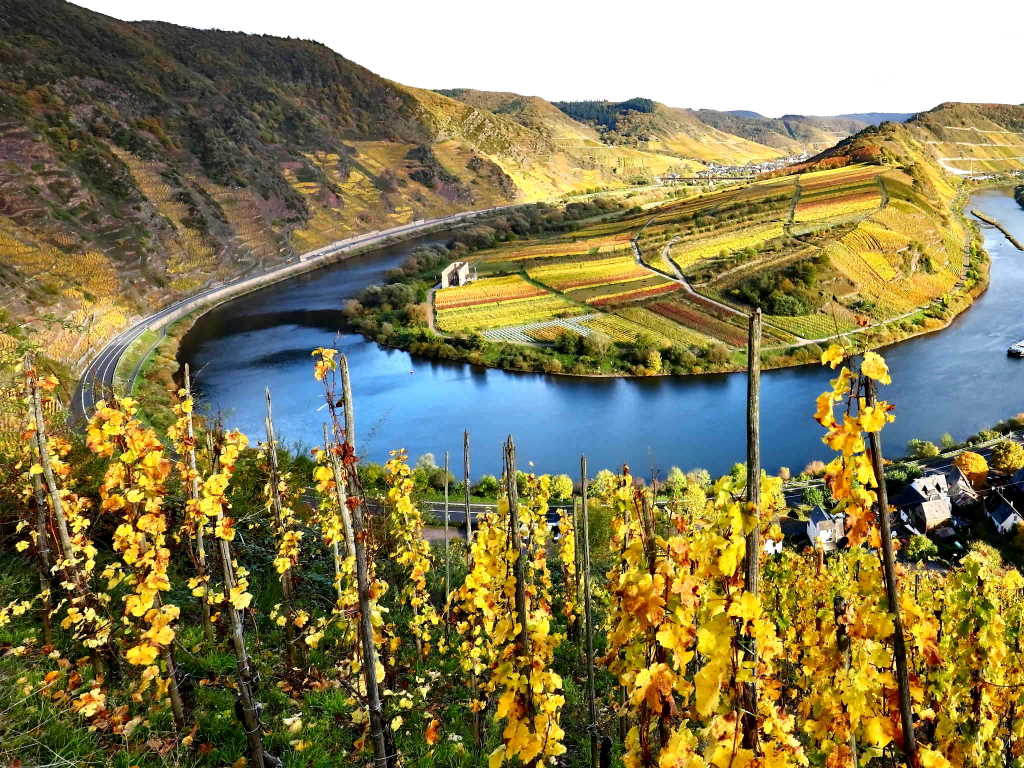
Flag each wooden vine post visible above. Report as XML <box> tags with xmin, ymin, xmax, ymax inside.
<box><xmin>443</xmin><ymin>449</ymin><xmax>451</xmax><ymax>625</ymax></box>
<box><xmin>264</xmin><ymin>388</ymin><xmax>302</xmax><ymax>669</ymax></box>
<box><xmin>332</xmin><ymin>355</ymin><xmax>395</xmax><ymax>768</ymax></box>
<box><xmin>26</xmin><ymin>354</ymin><xmax>103</xmax><ymax>677</ymax></box>
<box><xmin>464</xmin><ymin>429</ymin><xmax>473</xmax><ymax>556</ymax></box>
<box><xmin>504</xmin><ymin>436</ymin><xmax>534</xmax><ymax>720</ymax></box>
<box><xmin>183</xmin><ymin>364</ymin><xmax>214</xmax><ymax>642</ymax></box>
<box><xmin>742</xmin><ymin>309</ymin><xmax>762</xmax><ymax>750</ymax></box>
<box><xmin>865</xmin><ymin>376</ymin><xmax>917</xmax><ymax>762</ymax></box>
<box><xmin>209</xmin><ymin>435</ymin><xmax>271</xmax><ymax>768</ymax></box>
<box><xmin>581</xmin><ymin>456</ymin><xmax>600</xmax><ymax>768</ymax></box>
<box><xmin>29</xmin><ymin>470</ymin><xmax>54</xmax><ymax>645</ymax></box>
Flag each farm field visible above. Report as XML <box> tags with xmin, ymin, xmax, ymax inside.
<box><xmin>435</xmin><ymin>275</ymin><xmax>585</xmax><ymax>333</ymax></box>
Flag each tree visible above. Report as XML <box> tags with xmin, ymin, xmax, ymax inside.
<box><xmin>953</xmin><ymin>451</ymin><xmax>988</xmax><ymax>490</ymax></box>
<box><xmin>904</xmin><ymin>534</ymin><xmax>938</xmax><ymax>563</ymax></box>
<box><xmin>907</xmin><ymin>438</ymin><xmax>940</xmax><ymax>459</ymax></box>
<box><xmin>665</xmin><ymin>466</ymin><xmax>687</xmax><ymax>495</ymax></box>
<box><xmin>940</xmin><ymin>433</ymin><xmax>957</xmax><ymax>450</ymax></box>
<box><xmin>551</xmin><ymin>474</ymin><xmax>573</xmax><ymax>500</ymax></box>
<box><xmin>991</xmin><ymin>440</ymin><xmax>1024</xmax><ymax>475</ymax></box>
<box><xmin>472</xmin><ymin>474</ymin><xmax>500</xmax><ymax>497</ymax></box>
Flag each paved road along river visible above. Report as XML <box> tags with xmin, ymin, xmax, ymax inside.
<box><xmin>179</xmin><ymin>188</ymin><xmax>1024</xmax><ymax>477</ymax></box>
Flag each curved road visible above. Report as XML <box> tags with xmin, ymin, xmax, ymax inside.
<box><xmin>71</xmin><ymin>205</ymin><xmax>517</xmax><ymax>423</ymax></box>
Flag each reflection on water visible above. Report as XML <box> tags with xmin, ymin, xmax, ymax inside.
<box><xmin>181</xmin><ymin>190</ymin><xmax>1024</xmax><ymax>477</ymax></box>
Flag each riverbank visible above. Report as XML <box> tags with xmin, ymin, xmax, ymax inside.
<box><xmin>345</xmin><ymin>177</ymin><xmax>994</xmax><ymax>379</ymax></box>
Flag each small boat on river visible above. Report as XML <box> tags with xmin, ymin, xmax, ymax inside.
<box><xmin>1009</xmin><ymin>340</ymin><xmax>1024</xmax><ymax>357</ymax></box>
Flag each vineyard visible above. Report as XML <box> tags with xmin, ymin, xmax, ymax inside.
<box><xmin>2</xmin><ymin>345</ymin><xmax>1023</xmax><ymax>768</ymax></box>
<box><xmin>433</xmin><ymin>274</ymin><xmax>595</xmax><ymax>333</ymax></box>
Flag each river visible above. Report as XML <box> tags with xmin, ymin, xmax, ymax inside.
<box><xmin>179</xmin><ymin>188</ymin><xmax>1024</xmax><ymax>478</ymax></box>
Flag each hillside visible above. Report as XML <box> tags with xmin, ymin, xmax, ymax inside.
<box><xmin>0</xmin><ymin>1</ymin><xmax>696</xmax><ymax>371</ymax></box>
<box><xmin>552</xmin><ymin>98</ymin><xmax>786</xmax><ymax>163</ymax></box>
<box><xmin>695</xmin><ymin>110</ymin><xmax>869</xmax><ymax>153</ymax></box>
<box><xmin>358</xmin><ymin>103</ymin><xmax>1024</xmax><ymax>376</ymax></box>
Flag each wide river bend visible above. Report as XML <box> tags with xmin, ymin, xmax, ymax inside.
<box><xmin>179</xmin><ymin>188</ymin><xmax>1024</xmax><ymax>477</ymax></box>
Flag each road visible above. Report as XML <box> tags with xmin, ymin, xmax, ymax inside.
<box><xmin>70</xmin><ymin>205</ymin><xmax>521</xmax><ymax>424</ymax></box>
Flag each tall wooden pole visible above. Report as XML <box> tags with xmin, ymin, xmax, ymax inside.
<box><xmin>27</xmin><ymin>355</ymin><xmax>104</xmax><ymax>678</ymax></box>
<box><xmin>339</xmin><ymin>354</ymin><xmax>356</xmax><ymax>451</ymax></box>
<box><xmin>581</xmin><ymin>456</ymin><xmax>599</xmax><ymax>768</ymax></box>
<box><xmin>443</xmin><ymin>450</ymin><xmax>451</xmax><ymax>622</ymax></box>
<box><xmin>209</xmin><ymin>439</ymin><xmax>270</xmax><ymax>768</ymax></box>
<box><xmin>744</xmin><ymin>308</ymin><xmax>762</xmax><ymax>591</ymax></box>
<box><xmin>504</xmin><ymin>436</ymin><xmax>534</xmax><ymax>720</ymax></box>
<box><xmin>834</xmin><ymin>597</ymin><xmax>860</xmax><ymax>767</ymax></box>
<box><xmin>30</xmin><ymin>472</ymin><xmax>54</xmax><ymax>646</ymax></box>
<box><xmin>336</xmin><ymin>354</ymin><xmax>395</xmax><ymax>768</ymax></box>
<box><xmin>264</xmin><ymin>388</ymin><xmax>302</xmax><ymax>669</ymax></box>
<box><xmin>865</xmin><ymin>377</ymin><xmax>917</xmax><ymax>762</ymax></box>
<box><xmin>463</xmin><ymin>430</ymin><xmax>472</xmax><ymax>555</ymax></box>
<box><xmin>183</xmin><ymin>364</ymin><xmax>214</xmax><ymax>642</ymax></box>
<box><xmin>742</xmin><ymin>309</ymin><xmax>762</xmax><ymax>751</ymax></box>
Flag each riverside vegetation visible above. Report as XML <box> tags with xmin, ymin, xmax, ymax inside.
<box><xmin>6</xmin><ymin>330</ymin><xmax>1024</xmax><ymax>767</ymax></box>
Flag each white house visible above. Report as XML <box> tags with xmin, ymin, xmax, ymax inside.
<box><xmin>989</xmin><ymin>493</ymin><xmax>1024</xmax><ymax>535</ymax></box>
<box><xmin>807</xmin><ymin>506</ymin><xmax>845</xmax><ymax>551</ymax></box>
<box><xmin>898</xmin><ymin>474</ymin><xmax>953</xmax><ymax>531</ymax></box>
<box><xmin>440</xmin><ymin>261</ymin><xmax>474</xmax><ymax>289</ymax></box>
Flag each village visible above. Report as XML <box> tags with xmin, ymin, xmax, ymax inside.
<box><xmin>791</xmin><ymin>432</ymin><xmax>1024</xmax><ymax>563</ymax></box>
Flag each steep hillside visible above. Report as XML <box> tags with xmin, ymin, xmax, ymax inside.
<box><xmin>552</xmin><ymin>99</ymin><xmax>785</xmax><ymax>163</ymax></box>
<box><xmin>695</xmin><ymin>110</ymin><xmax>868</xmax><ymax>153</ymax></box>
<box><xmin>0</xmin><ymin>1</ymin><xmax>686</xmax><ymax>369</ymax></box>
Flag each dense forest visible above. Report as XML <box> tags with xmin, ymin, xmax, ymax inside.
<box><xmin>552</xmin><ymin>98</ymin><xmax>657</xmax><ymax>130</ymax></box>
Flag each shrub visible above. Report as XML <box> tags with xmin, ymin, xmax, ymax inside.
<box><xmin>907</xmin><ymin>439</ymin><xmax>940</xmax><ymax>459</ymax></box>
<box><xmin>904</xmin><ymin>534</ymin><xmax>938</xmax><ymax>563</ymax></box>
<box><xmin>991</xmin><ymin>440</ymin><xmax>1024</xmax><ymax>475</ymax></box>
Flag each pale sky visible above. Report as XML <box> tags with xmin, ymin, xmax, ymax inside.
<box><xmin>75</xmin><ymin>0</ymin><xmax>1022</xmax><ymax>118</ymax></box>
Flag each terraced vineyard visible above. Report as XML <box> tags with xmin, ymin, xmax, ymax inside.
<box><xmin>435</xmin><ymin>276</ymin><xmax>585</xmax><ymax>332</ymax></box>
<box><xmin>451</xmin><ymin>161</ymin><xmax>942</xmax><ymax>355</ymax></box>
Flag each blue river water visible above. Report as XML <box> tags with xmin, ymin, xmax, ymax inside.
<box><xmin>179</xmin><ymin>188</ymin><xmax>1024</xmax><ymax>478</ymax></box>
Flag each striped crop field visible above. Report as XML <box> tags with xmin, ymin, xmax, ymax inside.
<box><xmin>436</xmin><ymin>292</ymin><xmax>584</xmax><ymax>333</ymax></box>
<box><xmin>672</xmin><ymin>223</ymin><xmax>785</xmax><ymax>270</ymax></box>
<box><xmin>794</xmin><ymin>189</ymin><xmax>880</xmax><ymax>223</ymax></box>
<box><xmin>615</xmin><ymin>307</ymin><xmax>711</xmax><ymax>346</ymax></box>
<box><xmin>766</xmin><ymin>312</ymin><xmax>857</xmax><ymax>340</ymax></box>
<box><xmin>527</xmin><ymin>255</ymin><xmax>650</xmax><ymax>292</ymax></box>
<box><xmin>578</xmin><ymin>314</ymin><xmax>674</xmax><ymax>347</ymax></box>
<box><xmin>647</xmin><ymin>298</ymin><xmax>750</xmax><ymax>347</ymax></box>
<box><xmin>474</xmin><ymin>235</ymin><xmax>633</xmax><ymax>265</ymax></box>
<box><xmin>435</xmin><ymin>275</ymin><xmax>546</xmax><ymax>310</ymax></box>
<box><xmin>586</xmin><ymin>278</ymin><xmax>680</xmax><ymax>307</ymax></box>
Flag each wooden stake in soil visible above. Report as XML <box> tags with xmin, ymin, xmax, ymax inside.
<box><xmin>865</xmin><ymin>376</ymin><xmax>917</xmax><ymax>762</ymax></box>
<box><xmin>504</xmin><ymin>436</ymin><xmax>534</xmax><ymax>719</ymax></box>
<box><xmin>741</xmin><ymin>309</ymin><xmax>762</xmax><ymax>751</ymax></box>
<box><xmin>581</xmin><ymin>456</ymin><xmax>600</xmax><ymax>768</ymax></box>
<box><xmin>333</xmin><ymin>354</ymin><xmax>395</xmax><ymax>768</ymax></box>
<box><xmin>209</xmin><ymin>435</ymin><xmax>273</xmax><ymax>768</ymax></box>
<box><xmin>183</xmin><ymin>364</ymin><xmax>214</xmax><ymax>642</ymax></box>
<box><xmin>264</xmin><ymin>387</ymin><xmax>303</xmax><ymax>669</ymax></box>
<box><xmin>464</xmin><ymin>430</ymin><xmax>473</xmax><ymax>555</ymax></box>
<box><xmin>26</xmin><ymin>354</ymin><xmax>104</xmax><ymax>678</ymax></box>
<box><xmin>443</xmin><ymin>450</ymin><xmax>451</xmax><ymax>625</ymax></box>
